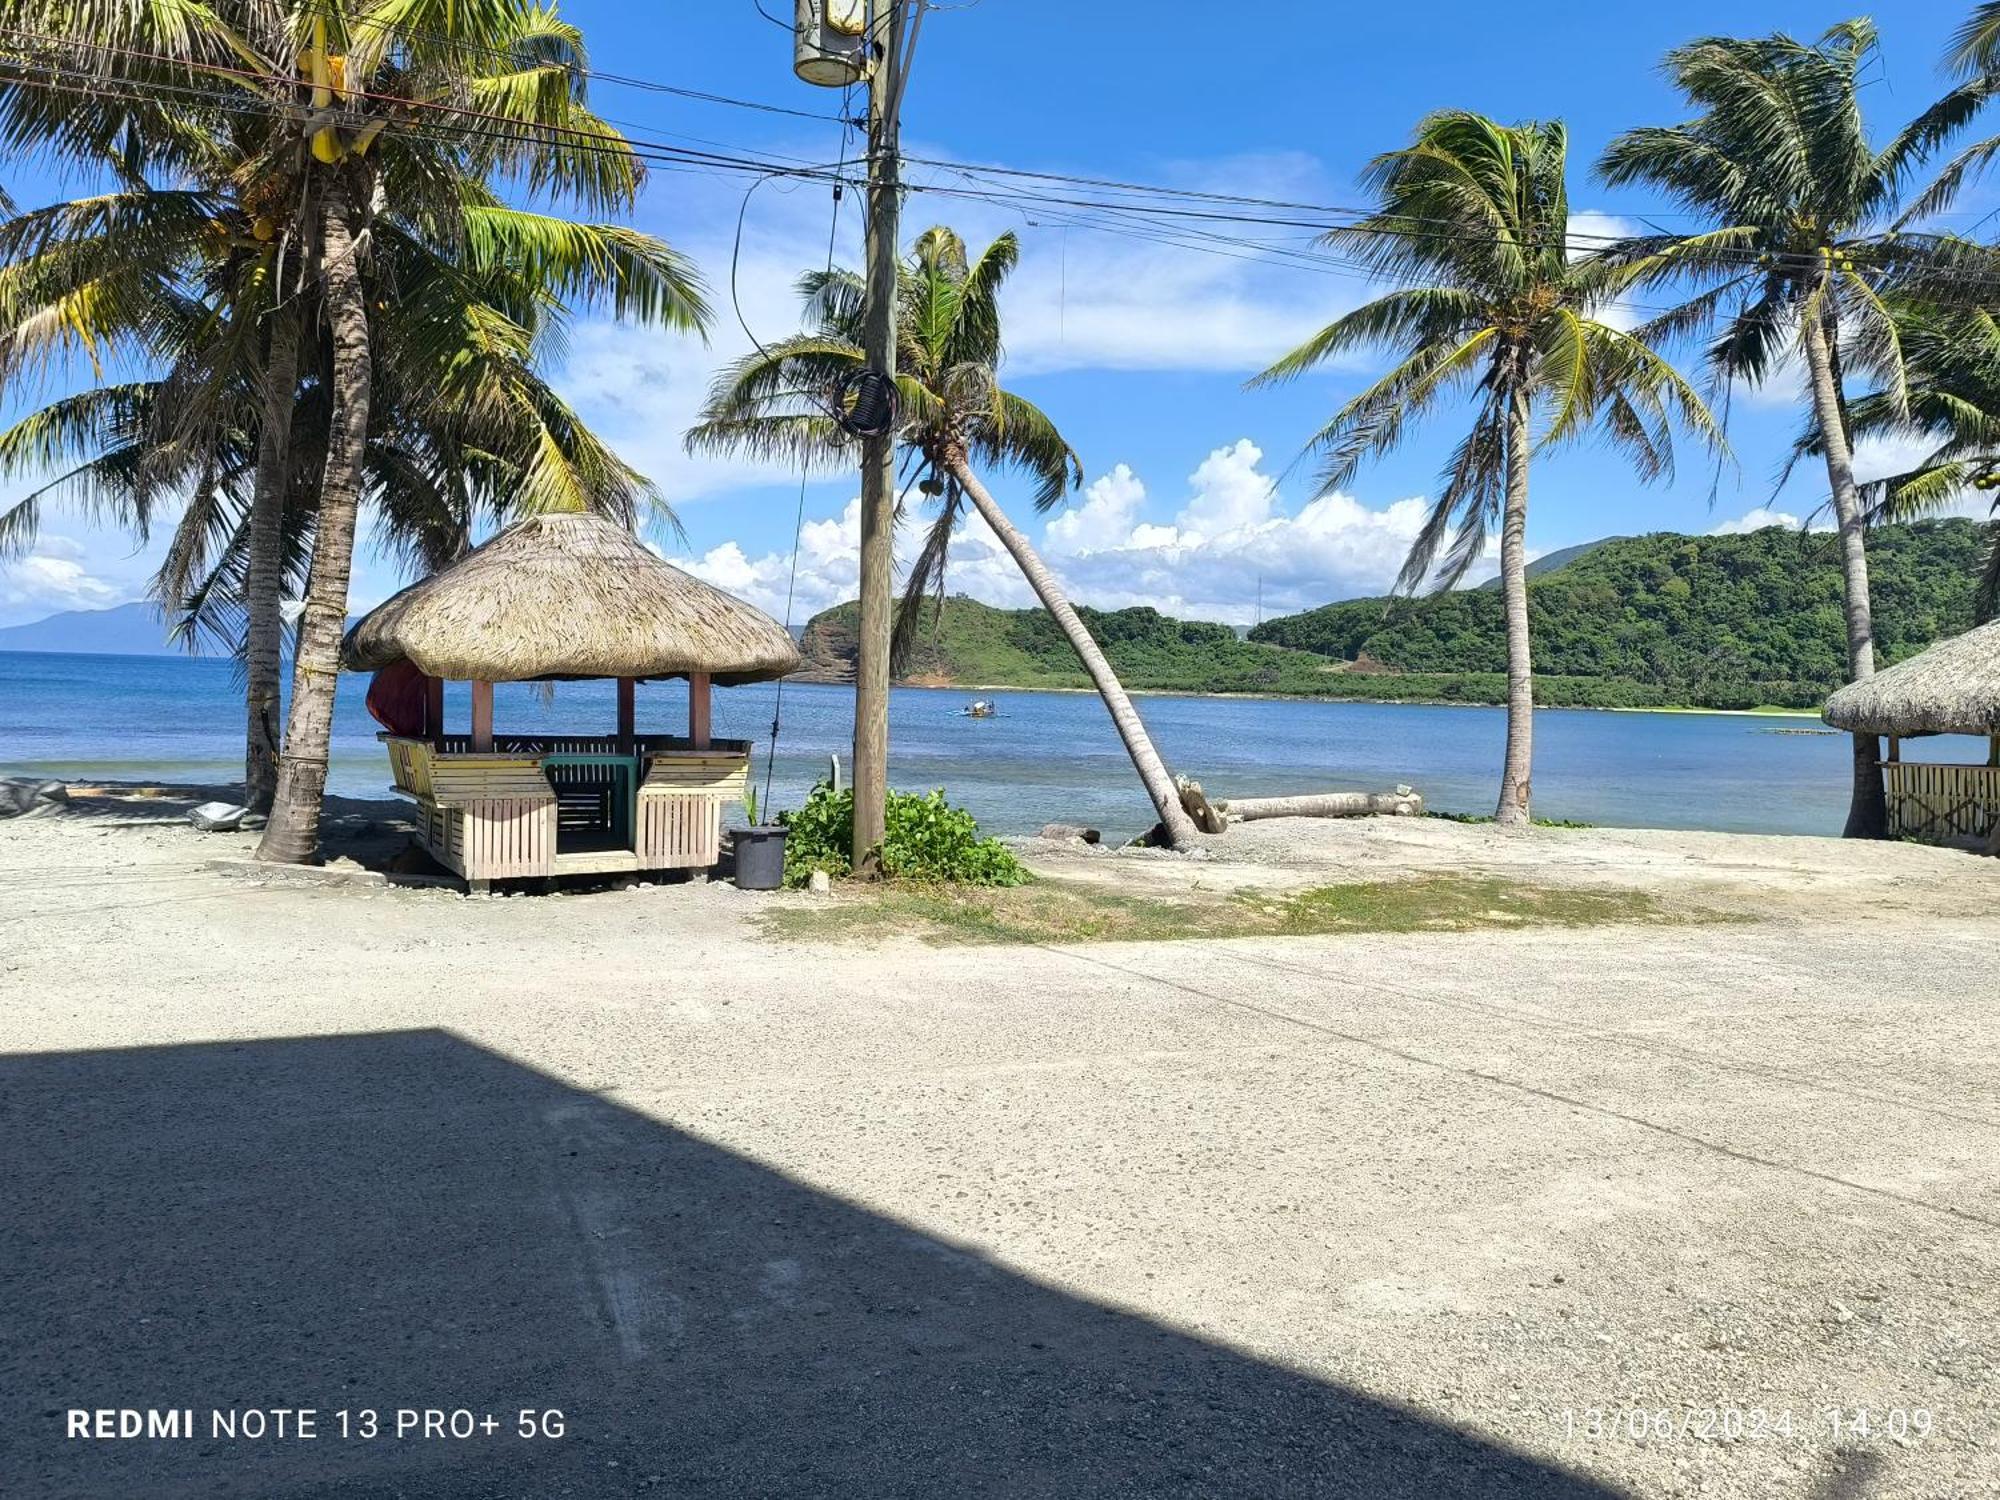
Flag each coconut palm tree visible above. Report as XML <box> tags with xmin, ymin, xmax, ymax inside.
<box><xmin>1891</xmin><ymin>3</ymin><xmax>2000</xmax><ymax>219</ymax></box>
<box><xmin>0</xmin><ymin>174</ymin><xmax>687</xmax><ymax>812</ymax></box>
<box><xmin>1596</xmin><ymin>21</ymin><xmax>1989</xmax><ymax>836</ymax></box>
<box><xmin>688</xmin><ymin>225</ymin><xmax>1201</xmax><ymax>848</ymax></box>
<box><xmin>1255</xmin><ymin>111</ymin><xmax>1720</xmax><ymax>826</ymax></box>
<box><xmin>0</xmin><ymin>1</ymin><xmax>707</xmax><ymax>849</ymax></box>
<box><xmin>1823</xmin><ymin>301</ymin><xmax>2000</xmax><ymax>620</ymax></box>
<box><xmin>0</xmin><ymin>246</ymin><xmax>658</xmax><ymax>653</ymax></box>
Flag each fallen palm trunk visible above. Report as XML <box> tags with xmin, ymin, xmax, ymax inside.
<box><xmin>1173</xmin><ymin>777</ymin><xmax>1423</xmax><ymax>831</ymax></box>
<box><xmin>1221</xmin><ymin>789</ymin><xmax>1424</xmax><ymax>821</ymax></box>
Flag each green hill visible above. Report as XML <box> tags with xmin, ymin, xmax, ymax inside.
<box><xmin>798</xmin><ymin>597</ymin><xmax>1346</xmax><ymax>695</ymax></box>
<box><xmin>794</xmin><ymin>520</ymin><xmax>1987</xmax><ymax>710</ymax></box>
<box><xmin>1249</xmin><ymin>520</ymin><xmax>1986</xmax><ymax>709</ymax></box>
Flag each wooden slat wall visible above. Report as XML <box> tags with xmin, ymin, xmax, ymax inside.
<box><xmin>463</xmin><ymin>798</ymin><xmax>557</xmax><ymax>880</ymax></box>
<box><xmin>423</xmin><ymin>804</ymin><xmax>460</xmax><ymax>875</ymax></box>
<box><xmin>394</xmin><ymin>752</ymin><xmax>558</xmax><ymax>880</ymax></box>
<box><xmin>636</xmin><ymin>750</ymin><xmax>748</xmax><ymax>868</ymax></box>
<box><xmin>638</xmin><ymin>794</ymin><xmax>723</xmax><ymax>868</ymax></box>
<box><xmin>1885</xmin><ymin>762</ymin><xmax>2000</xmax><ymax>843</ymax></box>
<box><xmin>435</xmin><ymin>734</ymin><xmax>754</xmax><ymax>756</ymax></box>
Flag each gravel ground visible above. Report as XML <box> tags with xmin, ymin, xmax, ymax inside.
<box><xmin>1</xmin><ymin>788</ymin><xmax>1996</xmax><ymax>1498</ymax></box>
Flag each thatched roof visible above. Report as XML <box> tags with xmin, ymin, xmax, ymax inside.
<box><xmin>1823</xmin><ymin>619</ymin><xmax>2000</xmax><ymax>736</ymax></box>
<box><xmin>342</xmin><ymin>512</ymin><xmax>802</xmax><ymax>685</ymax></box>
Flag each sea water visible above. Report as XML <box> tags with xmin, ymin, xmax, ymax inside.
<box><xmin>2</xmin><ymin>650</ymin><xmax>1986</xmax><ymax>841</ymax></box>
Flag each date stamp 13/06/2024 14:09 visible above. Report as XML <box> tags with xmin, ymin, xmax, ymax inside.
<box><xmin>1558</xmin><ymin>1406</ymin><xmax>1935</xmax><ymax>1445</ymax></box>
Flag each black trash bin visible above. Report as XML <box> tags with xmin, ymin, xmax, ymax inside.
<box><xmin>731</xmin><ymin>825</ymin><xmax>788</xmax><ymax>890</ymax></box>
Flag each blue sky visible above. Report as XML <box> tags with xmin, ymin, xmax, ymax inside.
<box><xmin>1</xmin><ymin>0</ymin><xmax>1991</xmax><ymax>630</ymax></box>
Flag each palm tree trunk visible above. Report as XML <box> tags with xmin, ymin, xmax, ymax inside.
<box><xmin>1494</xmin><ymin>386</ymin><xmax>1534</xmax><ymax>827</ymax></box>
<box><xmin>946</xmin><ymin>454</ymin><xmax>1201</xmax><ymax>849</ymax></box>
<box><xmin>257</xmin><ymin>173</ymin><xmax>372</xmax><ymax>864</ymax></box>
<box><xmin>1800</xmin><ymin>304</ymin><xmax>1887</xmax><ymax>839</ymax></box>
<box><xmin>241</xmin><ymin>301</ymin><xmax>302</xmax><ymax>814</ymax></box>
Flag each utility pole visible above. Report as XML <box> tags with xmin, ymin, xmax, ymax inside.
<box><xmin>850</xmin><ymin>0</ymin><xmax>911</xmax><ymax>873</ymax></box>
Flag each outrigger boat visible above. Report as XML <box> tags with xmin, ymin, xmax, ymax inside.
<box><xmin>961</xmin><ymin>698</ymin><xmax>997</xmax><ymax>718</ymax></box>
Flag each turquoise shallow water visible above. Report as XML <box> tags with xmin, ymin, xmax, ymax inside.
<box><xmin>2</xmin><ymin>649</ymin><xmax>1985</xmax><ymax>841</ymax></box>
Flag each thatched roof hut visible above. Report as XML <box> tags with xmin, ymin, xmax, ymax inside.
<box><xmin>342</xmin><ymin>511</ymin><xmax>801</xmax><ymax>685</ymax></box>
<box><xmin>1822</xmin><ymin>619</ymin><xmax>2000</xmax><ymax>737</ymax></box>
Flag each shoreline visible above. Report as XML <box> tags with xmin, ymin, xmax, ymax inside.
<box><xmin>810</xmin><ymin>676</ymin><xmax>1825</xmax><ymax>718</ymax></box>
<box><xmin>5</xmin><ymin>651</ymin><xmax>1826</xmax><ymax>718</ymax></box>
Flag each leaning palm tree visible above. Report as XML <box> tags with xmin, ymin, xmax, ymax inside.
<box><xmin>1597</xmin><ymin>21</ymin><xmax>1989</xmax><ymax>836</ymax></box>
<box><xmin>1255</xmin><ymin>111</ymin><xmax>1720</xmax><ymax>826</ymax></box>
<box><xmin>689</xmin><ymin>226</ymin><xmax>1200</xmax><ymax>848</ymax></box>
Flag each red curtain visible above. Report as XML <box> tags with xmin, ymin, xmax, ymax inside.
<box><xmin>366</xmin><ymin>661</ymin><xmax>432</xmax><ymax>736</ymax></box>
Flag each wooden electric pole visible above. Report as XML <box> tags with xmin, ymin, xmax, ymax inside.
<box><xmin>850</xmin><ymin>0</ymin><xmax>909</xmax><ymax>873</ymax></box>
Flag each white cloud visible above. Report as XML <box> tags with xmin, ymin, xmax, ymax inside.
<box><xmin>677</xmin><ymin>488</ymin><xmax>1043</xmax><ymax>625</ymax></box>
<box><xmin>1734</xmin><ymin>434</ymin><xmax>1992</xmax><ymax>530</ymax></box>
<box><xmin>917</xmin><ymin>150</ymin><xmax>1364</xmax><ymax>376</ymax></box>
<box><xmin>1036</xmin><ymin>440</ymin><xmax>1468</xmax><ymax>622</ymax></box>
<box><xmin>1039</xmin><ymin>439</ymin><xmax>1519</xmax><ymax>621</ymax></box>
<box><xmin>1567</xmin><ymin>209</ymin><xmax>1637</xmax><ymax>260</ymax></box>
<box><xmin>1174</xmin><ymin>439</ymin><xmax>1279</xmax><ymax>540</ymax></box>
<box><xmin>1564</xmin><ymin>211</ymin><xmax>1644</xmax><ymax>332</ymax></box>
<box><xmin>679</xmin><ymin>498</ymin><xmax>863</xmax><ymax>623</ymax></box>
<box><xmin>673</xmin><ymin>439</ymin><xmax>1525</xmax><ymax>629</ymax></box>
<box><xmin>1045</xmin><ymin>464</ymin><xmax>1146</xmax><ymax>554</ymax></box>
<box><xmin>998</xmin><ymin>252</ymin><xmax>1355</xmax><ymax>376</ymax></box>
<box><xmin>0</xmin><ymin>537</ymin><xmax>127</xmax><ymax>616</ymax></box>
<box><xmin>1710</xmin><ymin>506</ymin><xmax>1809</xmax><ymax>535</ymax></box>
<box><xmin>539</xmin><ymin>146</ymin><xmax>1373</xmax><ymax>522</ymax></box>
<box><xmin>1850</xmin><ymin>432</ymin><xmax>1938</xmax><ymax>487</ymax></box>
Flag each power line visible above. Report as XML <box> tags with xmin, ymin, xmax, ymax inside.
<box><xmin>0</xmin><ymin>15</ymin><xmax>850</xmax><ymax>127</ymax></box>
<box><xmin>0</xmin><ymin>47</ymin><xmax>840</xmax><ymax>185</ymax></box>
<box><xmin>10</xmin><ymin>29</ymin><xmax>2000</xmax><ymax>303</ymax></box>
<box><xmin>2</xmin><ymin>18</ymin><xmax>1984</xmax><ymax>276</ymax></box>
<box><xmin>0</xmin><ymin>25</ymin><xmax>1819</xmax><ymax>265</ymax></box>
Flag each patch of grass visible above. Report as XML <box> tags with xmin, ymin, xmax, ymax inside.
<box><xmin>1428</xmin><ymin>809</ymin><xmax>1596</xmax><ymax>829</ymax></box>
<box><xmin>761</xmin><ymin>872</ymin><xmax>1716</xmax><ymax>947</ymax></box>
<box><xmin>1265</xmin><ymin>875</ymin><xmax>1666</xmax><ymax>933</ymax></box>
<box><xmin>761</xmin><ymin>881</ymin><xmax>1243</xmax><ymax>946</ymax></box>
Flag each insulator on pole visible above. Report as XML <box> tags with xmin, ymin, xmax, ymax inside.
<box><xmin>794</xmin><ymin>0</ymin><xmax>871</xmax><ymax>87</ymax></box>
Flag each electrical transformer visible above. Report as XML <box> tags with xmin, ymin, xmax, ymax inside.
<box><xmin>794</xmin><ymin>0</ymin><xmax>872</xmax><ymax>87</ymax></box>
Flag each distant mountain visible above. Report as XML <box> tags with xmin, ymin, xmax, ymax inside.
<box><xmin>1474</xmin><ymin>535</ymin><xmax>1623</xmax><ymax>590</ymax></box>
<box><xmin>0</xmin><ymin>600</ymin><xmax>377</xmax><ymax>657</ymax></box>
<box><xmin>0</xmin><ymin>601</ymin><xmax>211</xmax><ymax>657</ymax></box>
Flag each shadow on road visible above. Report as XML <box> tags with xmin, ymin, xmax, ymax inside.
<box><xmin>2</xmin><ymin>1029</ymin><xmax>1622</xmax><ymax>1497</ymax></box>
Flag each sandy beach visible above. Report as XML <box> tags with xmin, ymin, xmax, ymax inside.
<box><xmin>3</xmin><ymin>788</ymin><xmax>1997</xmax><ymax>1498</ymax></box>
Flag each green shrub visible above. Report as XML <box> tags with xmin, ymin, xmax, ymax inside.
<box><xmin>779</xmin><ymin>784</ymin><xmax>1028</xmax><ymax>889</ymax></box>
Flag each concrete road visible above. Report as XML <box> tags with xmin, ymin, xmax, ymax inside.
<box><xmin>1</xmin><ymin>812</ymin><xmax>1995</xmax><ymax>1498</ymax></box>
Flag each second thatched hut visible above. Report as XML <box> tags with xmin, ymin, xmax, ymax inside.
<box><xmin>1823</xmin><ymin>618</ymin><xmax>2000</xmax><ymax>852</ymax></box>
